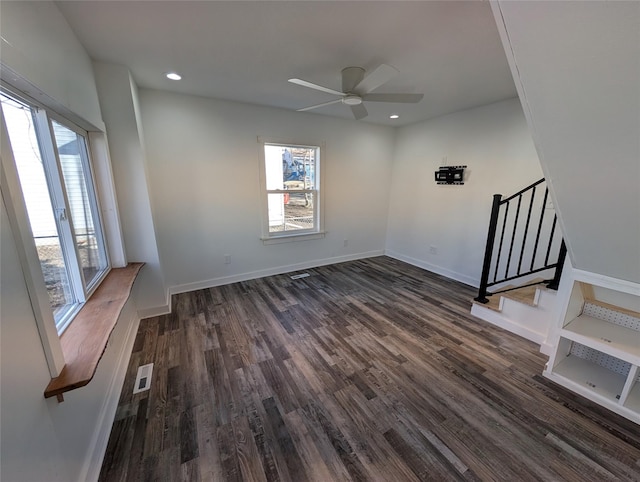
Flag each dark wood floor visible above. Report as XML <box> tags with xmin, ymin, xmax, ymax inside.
<box><xmin>100</xmin><ymin>256</ymin><xmax>640</xmax><ymax>481</ymax></box>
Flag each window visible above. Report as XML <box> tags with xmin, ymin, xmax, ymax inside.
<box><xmin>1</xmin><ymin>90</ymin><xmax>109</xmax><ymax>333</ymax></box>
<box><xmin>259</xmin><ymin>140</ymin><xmax>323</xmax><ymax>242</ymax></box>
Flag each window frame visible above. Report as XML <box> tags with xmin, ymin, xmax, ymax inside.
<box><xmin>1</xmin><ymin>88</ymin><xmax>110</xmax><ymax>334</ymax></box>
<box><xmin>47</xmin><ymin>113</ymin><xmax>110</xmax><ymax>294</ymax></box>
<box><xmin>258</xmin><ymin>137</ymin><xmax>325</xmax><ymax>244</ymax></box>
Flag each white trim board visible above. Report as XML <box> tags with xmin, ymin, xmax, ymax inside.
<box><xmin>170</xmin><ymin>250</ymin><xmax>384</xmax><ymax>296</ymax></box>
<box><xmin>138</xmin><ymin>250</ymin><xmax>386</xmax><ymax>318</ymax></box>
<box><xmin>384</xmin><ymin>250</ymin><xmax>478</xmax><ymax>288</ymax></box>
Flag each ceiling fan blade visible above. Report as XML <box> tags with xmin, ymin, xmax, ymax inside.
<box><xmin>342</xmin><ymin>67</ymin><xmax>365</xmax><ymax>93</ymax></box>
<box><xmin>362</xmin><ymin>93</ymin><xmax>424</xmax><ymax>103</ymax></box>
<box><xmin>354</xmin><ymin>64</ymin><xmax>399</xmax><ymax>94</ymax></box>
<box><xmin>297</xmin><ymin>99</ymin><xmax>343</xmax><ymax>112</ymax></box>
<box><xmin>288</xmin><ymin>78</ymin><xmax>345</xmax><ymax>97</ymax></box>
<box><xmin>350</xmin><ymin>103</ymin><xmax>368</xmax><ymax>120</ymax></box>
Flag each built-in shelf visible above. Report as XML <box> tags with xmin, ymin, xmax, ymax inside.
<box><xmin>551</xmin><ymin>354</ymin><xmax>627</xmax><ymax>404</ymax></box>
<box><xmin>624</xmin><ymin>382</ymin><xmax>640</xmax><ymax>412</ymax></box>
<box><xmin>544</xmin><ymin>272</ymin><xmax>640</xmax><ymax>424</ymax></box>
<box><xmin>561</xmin><ymin>314</ymin><xmax>640</xmax><ymax>365</ymax></box>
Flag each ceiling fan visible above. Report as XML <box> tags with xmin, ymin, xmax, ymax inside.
<box><xmin>288</xmin><ymin>64</ymin><xmax>424</xmax><ymax>120</ymax></box>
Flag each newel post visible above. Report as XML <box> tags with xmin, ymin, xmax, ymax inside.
<box><xmin>475</xmin><ymin>194</ymin><xmax>502</xmax><ymax>303</ymax></box>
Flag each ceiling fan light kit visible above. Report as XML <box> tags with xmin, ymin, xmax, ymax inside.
<box><xmin>342</xmin><ymin>95</ymin><xmax>362</xmax><ymax>106</ymax></box>
<box><xmin>288</xmin><ymin>64</ymin><xmax>424</xmax><ymax>120</ymax></box>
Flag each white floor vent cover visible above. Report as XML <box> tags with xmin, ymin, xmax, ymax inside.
<box><xmin>290</xmin><ymin>273</ymin><xmax>310</xmax><ymax>280</ymax></box>
<box><xmin>133</xmin><ymin>363</ymin><xmax>154</xmax><ymax>394</ymax></box>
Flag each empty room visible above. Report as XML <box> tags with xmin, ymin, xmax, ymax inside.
<box><xmin>1</xmin><ymin>1</ymin><xmax>639</xmax><ymax>481</ymax></box>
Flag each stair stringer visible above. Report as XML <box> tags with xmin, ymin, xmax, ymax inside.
<box><xmin>471</xmin><ymin>287</ymin><xmax>560</xmax><ymax>355</ymax></box>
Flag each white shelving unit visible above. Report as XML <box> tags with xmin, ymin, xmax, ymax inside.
<box><xmin>544</xmin><ymin>270</ymin><xmax>640</xmax><ymax>424</ymax></box>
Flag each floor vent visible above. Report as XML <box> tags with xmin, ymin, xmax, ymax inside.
<box><xmin>133</xmin><ymin>363</ymin><xmax>154</xmax><ymax>394</ymax></box>
<box><xmin>290</xmin><ymin>273</ymin><xmax>310</xmax><ymax>280</ymax></box>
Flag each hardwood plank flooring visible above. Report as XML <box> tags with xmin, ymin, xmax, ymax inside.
<box><xmin>99</xmin><ymin>256</ymin><xmax>640</xmax><ymax>481</ymax></box>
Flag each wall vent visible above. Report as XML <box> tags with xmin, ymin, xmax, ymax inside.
<box><xmin>133</xmin><ymin>363</ymin><xmax>154</xmax><ymax>394</ymax></box>
<box><xmin>290</xmin><ymin>273</ymin><xmax>310</xmax><ymax>280</ymax></box>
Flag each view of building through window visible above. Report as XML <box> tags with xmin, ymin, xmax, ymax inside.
<box><xmin>264</xmin><ymin>143</ymin><xmax>318</xmax><ymax>234</ymax></box>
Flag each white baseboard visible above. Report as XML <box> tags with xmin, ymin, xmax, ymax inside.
<box><xmin>137</xmin><ymin>296</ymin><xmax>171</xmax><ymax>319</ymax></box>
<box><xmin>138</xmin><ymin>305</ymin><xmax>171</xmax><ymax>319</ymax></box>
<box><xmin>384</xmin><ymin>250</ymin><xmax>478</xmax><ymax>288</ymax></box>
<box><xmin>539</xmin><ymin>343</ymin><xmax>554</xmax><ymax>356</ymax></box>
<box><xmin>80</xmin><ymin>300</ymin><xmax>141</xmax><ymax>482</ymax></box>
<box><xmin>136</xmin><ymin>251</ymin><xmax>385</xmax><ymax>318</ymax></box>
<box><xmin>169</xmin><ymin>250</ymin><xmax>385</xmax><ymax>296</ymax></box>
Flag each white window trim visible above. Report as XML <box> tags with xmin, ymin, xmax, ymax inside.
<box><xmin>1</xmin><ymin>107</ymin><xmax>66</xmax><ymax>376</ymax></box>
<box><xmin>89</xmin><ymin>131</ymin><xmax>127</xmax><ymax>267</ymax></box>
<box><xmin>257</xmin><ymin>136</ymin><xmax>325</xmax><ymax>244</ymax></box>
<box><xmin>0</xmin><ymin>80</ymin><xmax>126</xmax><ymax>376</ymax></box>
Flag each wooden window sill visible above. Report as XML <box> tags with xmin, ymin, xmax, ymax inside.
<box><xmin>44</xmin><ymin>263</ymin><xmax>144</xmax><ymax>401</ymax></box>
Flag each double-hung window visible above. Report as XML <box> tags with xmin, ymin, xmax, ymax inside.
<box><xmin>259</xmin><ymin>140</ymin><xmax>323</xmax><ymax>242</ymax></box>
<box><xmin>1</xmin><ymin>90</ymin><xmax>109</xmax><ymax>334</ymax></box>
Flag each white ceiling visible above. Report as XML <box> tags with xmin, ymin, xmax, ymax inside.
<box><xmin>56</xmin><ymin>0</ymin><xmax>518</xmax><ymax>126</ymax></box>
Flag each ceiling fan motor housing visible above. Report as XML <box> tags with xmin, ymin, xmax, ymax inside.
<box><xmin>342</xmin><ymin>66</ymin><xmax>365</xmax><ymax>92</ymax></box>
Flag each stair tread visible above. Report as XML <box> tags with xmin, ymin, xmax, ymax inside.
<box><xmin>473</xmin><ymin>280</ymin><xmax>548</xmax><ymax>312</ymax></box>
<box><xmin>502</xmin><ymin>285</ymin><xmax>540</xmax><ymax>306</ymax></box>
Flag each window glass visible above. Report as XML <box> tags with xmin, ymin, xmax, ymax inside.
<box><xmin>51</xmin><ymin>120</ymin><xmax>108</xmax><ymax>288</ymax></box>
<box><xmin>263</xmin><ymin>143</ymin><xmax>319</xmax><ymax>236</ymax></box>
<box><xmin>1</xmin><ymin>90</ymin><xmax>110</xmax><ymax>333</ymax></box>
<box><xmin>2</xmin><ymin>95</ymin><xmax>76</xmax><ymax>320</ymax></box>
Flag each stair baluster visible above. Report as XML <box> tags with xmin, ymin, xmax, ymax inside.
<box><xmin>475</xmin><ymin>178</ymin><xmax>566</xmax><ymax>304</ymax></box>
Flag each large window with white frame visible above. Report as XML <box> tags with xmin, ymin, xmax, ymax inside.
<box><xmin>1</xmin><ymin>90</ymin><xmax>109</xmax><ymax>334</ymax></box>
<box><xmin>259</xmin><ymin>140</ymin><xmax>323</xmax><ymax>241</ymax></box>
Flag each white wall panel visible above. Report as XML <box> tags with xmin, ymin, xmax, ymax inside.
<box><xmin>138</xmin><ymin>89</ymin><xmax>396</xmax><ymax>291</ymax></box>
<box><xmin>386</xmin><ymin>98</ymin><xmax>543</xmax><ymax>286</ymax></box>
<box><xmin>494</xmin><ymin>1</ymin><xmax>640</xmax><ymax>284</ymax></box>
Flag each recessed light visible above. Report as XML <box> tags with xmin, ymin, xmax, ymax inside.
<box><xmin>165</xmin><ymin>72</ymin><xmax>182</xmax><ymax>80</ymax></box>
<box><xmin>390</xmin><ymin>114</ymin><xmax>400</xmax><ymax>119</ymax></box>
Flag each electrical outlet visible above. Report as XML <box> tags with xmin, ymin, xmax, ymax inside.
<box><xmin>224</xmin><ymin>254</ymin><xmax>231</xmax><ymax>264</ymax></box>
<box><xmin>343</xmin><ymin>239</ymin><xmax>349</xmax><ymax>248</ymax></box>
<box><xmin>429</xmin><ymin>245</ymin><xmax>438</xmax><ymax>255</ymax></box>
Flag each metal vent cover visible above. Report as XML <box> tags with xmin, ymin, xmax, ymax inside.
<box><xmin>133</xmin><ymin>363</ymin><xmax>154</xmax><ymax>394</ymax></box>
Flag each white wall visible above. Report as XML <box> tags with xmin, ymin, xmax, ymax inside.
<box><xmin>139</xmin><ymin>89</ymin><xmax>396</xmax><ymax>292</ymax></box>
<box><xmin>494</xmin><ymin>1</ymin><xmax>640</xmax><ymax>284</ymax></box>
<box><xmin>1</xmin><ymin>190</ymin><xmax>139</xmax><ymax>482</ymax></box>
<box><xmin>0</xmin><ymin>1</ymin><xmax>103</xmax><ymax>130</ymax></box>
<box><xmin>0</xmin><ymin>196</ymin><xmax>69</xmax><ymax>480</ymax></box>
<box><xmin>93</xmin><ymin>63</ymin><xmax>167</xmax><ymax>313</ymax></box>
<box><xmin>386</xmin><ymin>98</ymin><xmax>543</xmax><ymax>286</ymax></box>
<box><xmin>0</xmin><ymin>3</ymin><xmax>139</xmax><ymax>481</ymax></box>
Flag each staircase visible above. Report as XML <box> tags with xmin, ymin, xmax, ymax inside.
<box><xmin>471</xmin><ymin>178</ymin><xmax>566</xmax><ymax>353</ymax></box>
<box><xmin>471</xmin><ymin>280</ymin><xmax>558</xmax><ymax>354</ymax></box>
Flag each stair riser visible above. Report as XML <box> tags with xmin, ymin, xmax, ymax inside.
<box><xmin>471</xmin><ymin>288</ymin><xmax>558</xmax><ymax>348</ymax></box>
